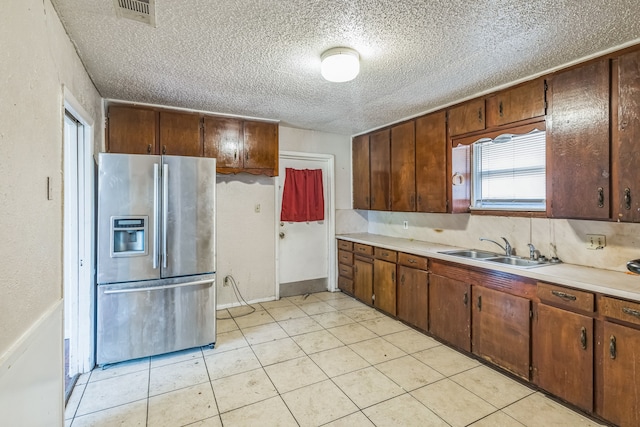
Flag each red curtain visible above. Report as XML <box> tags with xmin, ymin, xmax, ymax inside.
<box><xmin>281</xmin><ymin>168</ymin><xmax>324</xmax><ymax>222</ymax></box>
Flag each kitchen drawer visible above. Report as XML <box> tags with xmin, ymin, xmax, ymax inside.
<box><xmin>398</xmin><ymin>252</ymin><xmax>428</xmax><ymax>270</ymax></box>
<box><xmin>600</xmin><ymin>296</ymin><xmax>640</xmax><ymax>326</ymax></box>
<box><xmin>537</xmin><ymin>282</ymin><xmax>594</xmax><ymax>313</ymax></box>
<box><xmin>374</xmin><ymin>247</ymin><xmax>397</xmax><ymax>262</ymax></box>
<box><xmin>337</xmin><ymin>240</ymin><xmax>353</xmax><ymax>251</ymax></box>
<box><xmin>353</xmin><ymin>243</ymin><xmax>373</xmax><ymax>256</ymax></box>
<box><xmin>338</xmin><ymin>250</ymin><xmax>354</xmax><ymax>265</ymax></box>
<box><xmin>338</xmin><ymin>276</ymin><xmax>354</xmax><ymax>295</ymax></box>
<box><xmin>338</xmin><ymin>263</ymin><xmax>354</xmax><ymax>279</ymax></box>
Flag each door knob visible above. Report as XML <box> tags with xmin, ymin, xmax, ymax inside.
<box><xmin>279</xmin><ymin>232</ymin><xmax>285</xmax><ymax>239</ymax></box>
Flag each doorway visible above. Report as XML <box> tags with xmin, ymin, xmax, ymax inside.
<box><xmin>277</xmin><ymin>151</ymin><xmax>335</xmax><ymax>298</ymax></box>
<box><xmin>63</xmin><ymin>90</ymin><xmax>95</xmax><ymax>403</ymax></box>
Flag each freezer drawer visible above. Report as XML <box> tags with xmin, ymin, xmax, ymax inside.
<box><xmin>97</xmin><ymin>276</ymin><xmax>216</xmax><ymax>365</ymax></box>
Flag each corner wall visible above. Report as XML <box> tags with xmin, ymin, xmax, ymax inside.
<box><xmin>0</xmin><ymin>0</ymin><xmax>102</xmax><ymax>424</ymax></box>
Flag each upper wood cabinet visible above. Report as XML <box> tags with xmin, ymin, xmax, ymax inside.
<box><xmin>390</xmin><ymin>121</ymin><xmax>416</xmax><ymax>212</ymax></box>
<box><xmin>352</xmin><ymin>134</ymin><xmax>371</xmax><ymax>210</ymax></box>
<box><xmin>369</xmin><ymin>129</ymin><xmax>391</xmax><ymax>211</ymax></box>
<box><xmin>107</xmin><ymin>105</ymin><xmax>158</xmax><ymax>154</ymax></box>
<box><xmin>486</xmin><ymin>78</ymin><xmax>547</xmax><ymax>128</ymax></box>
<box><xmin>203</xmin><ymin>116</ymin><xmax>243</xmax><ymax>168</ymax></box>
<box><xmin>415</xmin><ymin>111</ymin><xmax>448</xmax><ymax>213</ymax></box>
<box><xmin>613</xmin><ymin>49</ymin><xmax>640</xmax><ymax>222</ymax></box>
<box><xmin>159</xmin><ymin>111</ymin><xmax>202</xmax><ymax>156</ymax></box>
<box><xmin>243</xmin><ymin>121</ymin><xmax>278</xmax><ymax>173</ymax></box>
<box><xmin>548</xmin><ymin>59</ymin><xmax>610</xmax><ymax>220</ymax></box>
<box><xmin>448</xmin><ymin>98</ymin><xmax>485</xmax><ymax>137</ymax></box>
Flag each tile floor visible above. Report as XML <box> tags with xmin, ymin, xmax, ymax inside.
<box><xmin>65</xmin><ymin>291</ymin><xmax>606</xmax><ymax>427</ymax></box>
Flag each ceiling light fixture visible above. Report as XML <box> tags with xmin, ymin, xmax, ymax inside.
<box><xmin>320</xmin><ymin>47</ymin><xmax>360</xmax><ymax>82</ymax></box>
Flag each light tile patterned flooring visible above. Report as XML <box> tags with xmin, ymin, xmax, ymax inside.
<box><xmin>65</xmin><ymin>291</ymin><xmax>606</xmax><ymax>426</ymax></box>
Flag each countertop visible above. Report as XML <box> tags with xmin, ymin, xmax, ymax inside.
<box><xmin>337</xmin><ymin>233</ymin><xmax>640</xmax><ymax>303</ymax></box>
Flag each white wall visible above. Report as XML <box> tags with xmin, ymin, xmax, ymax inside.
<box><xmin>0</xmin><ymin>0</ymin><xmax>102</xmax><ymax>425</ymax></box>
<box><xmin>368</xmin><ymin>211</ymin><xmax>640</xmax><ymax>273</ymax></box>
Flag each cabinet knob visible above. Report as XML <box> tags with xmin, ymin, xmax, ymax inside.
<box><xmin>624</xmin><ymin>188</ymin><xmax>631</xmax><ymax>210</ymax></box>
<box><xmin>463</xmin><ymin>292</ymin><xmax>468</xmax><ymax>306</ymax></box>
<box><xmin>245</xmin><ymin>151</ymin><xmax>249</xmax><ymax>161</ymax></box>
<box><xmin>477</xmin><ymin>295</ymin><xmax>482</xmax><ymax>311</ymax></box>
<box><xmin>162</xmin><ymin>145</ymin><xmax>167</xmax><ymax>155</ymax></box>
<box><xmin>147</xmin><ymin>144</ymin><xmax>152</xmax><ymax>154</ymax></box>
<box><xmin>499</xmin><ymin>101</ymin><xmax>503</xmax><ymax>117</ymax></box>
<box><xmin>598</xmin><ymin>187</ymin><xmax>604</xmax><ymax>208</ymax></box>
<box><xmin>609</xmin><ymin>335</ymin><xmax>617</xmax><ymax>359</ymax></box>
<box><xmin>580</xmin><ymin>327</ymin><xmax>587</xmax><ymax>350</ymax></box>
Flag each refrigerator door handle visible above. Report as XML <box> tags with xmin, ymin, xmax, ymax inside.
<box><xmin>153</xmin><ymin>163</ymin><xmax>159</xmax><ymax>269</ymax></box>
<box><xmin>162</xmin><ymin>163</ymin><xmax>169</xmax><ymax>269</ymax></box>
<box><xmin>103</xmin><ymin>278</ymin><xmax>215</xmax><ymax>294</ymax></box>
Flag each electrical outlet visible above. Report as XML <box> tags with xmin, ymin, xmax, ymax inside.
<box><xmin>223</xmin><ymin>276</ymin><xmax>230</xmax><ymax>287</ymax></box>
<box><xmin>586</xmin><ymin>234</ymin><xmax>606</xmax><ymax>250</ymax></box>
<box><xmin>403</xmin><ymin>220</ymin><xmax>408</xmax><ymax>230</ymax></box>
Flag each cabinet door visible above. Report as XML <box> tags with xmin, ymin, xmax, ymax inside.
<box><xmin>448</xmin><ymin>98</ymin><xmax>485</xmax><ymax>137</ymax></box>
<box><xmin>601</xmin><ymin>322</ymin><xmax>640</xmax><ymax>427</ymax></box>
<box><xmin>243</xmin><ymin>121</ymin><xmax>278</xmax><ymax>173</ymax></box>
<box><xmin>472</xmin><ymin>286</ymin><xmax>530</xmax><ymax>379</ymax></box>
<box><xmin>613</xmin><ymin>50</ymin><xmax>640</xmax><ymax>222</ymax></box>
<box><xmin>352</xmin><ymin>134</ymin><xmax>370</xmax><ymax>209</ymax></box>
<box><xmin>429</xmin><ymin>274</ymin><xmax>471</xmax><ymax>352</ymax></box>
<box><xmin>107</xmin><ymin>105</ymin><xmax>157</xmax><ymax>154</ymax></box>
<box><xmin>354</xmin><ymin>259</ymin><xmax>373</xmax><ymax>306</ymax></box>
<box><xmin>390</xmin><ymin>121</ymin><xmax>416</xmax><ymax>212</ymax></box>
<box><xmin>159</xmin><ymin>111</ymin><xmax>202</xmax><ymax>156</ymax></box>
<box><xmin>548</xmin><ymin>59</ymin><xmax>610</xmax><ymax>219</ymax></box>
<box><xmin>486</xmin><ymin>78</ymin><xmax>546</xmax><ymax>127</ymax></box>
<box><xmin>397</xmin><ymin>265</ymin><xmax>428</xmax><ymax>331</ymax></box>
<box><xmin>369</xmin><ymin>129</ymin><xmax>391</xmax><ymax>210</ymax></box>
<box><xmin>532</xmin><ymin>304</ymin><xmax>593</xmax><ymax>411</ymax></box>
<box><xmin>415</xmin><ymin>111</ymin><xmax>447</xmax><ymax>213</ymax></box>
<box><xmin>373</xmin><ymin>259</ymin><xmax>396</xmax><ymax>315</ymax></box>
<box><xmin>203</xmin><ymin>116</ymin><xmax>243</xmax><ymax>168</ymax></box>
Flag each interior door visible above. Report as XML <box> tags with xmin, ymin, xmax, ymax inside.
<box><xmin>162</xmin><ymin>156</ymin><xmax>216</xmax><ymax>278</ymax></box>
<box><xmin>278</xmin><ymin>155</ymin><xmax>330</xmax><ymax>290</ymax></box>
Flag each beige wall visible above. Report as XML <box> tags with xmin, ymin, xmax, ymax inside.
<box><xmin>368</xmin><ymin>211</ymin><xmax>640</xmax><ymax>273</ymax></box>
<box><xmin>0</xmin><ymin>0</ymin><xmax>101</xmax><ymax>424</ymax></box>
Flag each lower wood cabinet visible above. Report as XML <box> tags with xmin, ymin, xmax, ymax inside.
<box><xmin>373</xmin><ymin>259</ymin><xmax>396</xmax><ymax>315</ymax></box>
<box><xmin>429</xmin><ymin>273</ymin><xmax>471</xmax><ymax>352</ymax></box>
<box><xmin>353</xmin><ymin>258</ymin><xmax>373</xmax><ymax>305</ymax></box>
<box><xmin>472</xmin><ymin>285</ymin><xmax>531</xmax><ymax>379</ymax></box>
<box><xmin>532</xmin><ymin>303</ymin><xmax>593</xmax><ymax>411</ymax></box>
<box><xmin>397</xmin><ymin>264</ymin><xmax>428</xmax><ymax>331</ymax></box>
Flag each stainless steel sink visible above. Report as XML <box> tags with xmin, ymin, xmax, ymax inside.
<box><xmin>439</xmin><ymin>250</ymin><xmax>551</xmax><ymax>268</ymax></box>
<box><xmin>485</xmin><ymin>256</ymin><xmax>548</xmax><ymax>268</ymax></box>
<box><xmin>439</xmin><ymin>249</ymin><xmax>499</xmax><ymax>259</ymax></box>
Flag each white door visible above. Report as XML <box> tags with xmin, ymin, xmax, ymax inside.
<box><xmin>278</xmin><ymin>152</ymin><xmax>335</xmax><ymax>294</ymax></box>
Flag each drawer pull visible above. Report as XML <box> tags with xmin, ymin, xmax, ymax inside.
<box><xmin>382</xmin><ymin>251</ymin><xmax>389</xmax><ymax>256</ymax></box>
<box><xmin>622</xmin><ymin>307</ymin><xmax>640</xmax><ymax>318</ymax></box>
<box><xmin>609</xmin><ymin>335</ymin><xmax>617</xmax><ymax>359</ymax></box>
<box><xmin>408</xmin><ymin>258</ymin><xmax>417</xmax><ymax>264</ymax></box>
<box><xmin>359</xmin><ymin>247</ymin><xmax>366</xmax><ymax>252</ymax></box>
<box><xmin>551</xmin><ymin>290</ymin><xmax>577</xmax><ymax>301</ymax></box>
<box><xmin>463</xmin><ymin>292</ymin><xmax>468</xmax><ymax>306</ymax></box>
<box><xmin>580</xmin><ymin>327</ymin><xmax>587</xmax><ymax>350</ymax></box>
<box><xmin>477</xmin><ymin>295</ymin><xmax>482</xmax><ymax>311</ymax></box>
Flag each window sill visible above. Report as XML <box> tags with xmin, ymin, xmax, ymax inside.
<box><xmin>469</xmin><ymin>209</ymin><xmax>547</xmax><ymax>218</ymax></box>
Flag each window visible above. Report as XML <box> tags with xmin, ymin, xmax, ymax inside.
<box><xmin>471</xmin><ymin>129</ymin><xmax>546</xmax><ymax>211</ymax></box>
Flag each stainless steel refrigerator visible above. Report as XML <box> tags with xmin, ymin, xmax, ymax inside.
<box><xmin>96</xmin><ymin>152</ymin><xmax>216</xmax><ymax>365</ymax></box>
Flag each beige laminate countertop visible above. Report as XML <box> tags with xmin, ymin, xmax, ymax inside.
<box><xmin>337</xmin><ymin>233</ymin><xmax>640</xmax><ymax>303</ymax></box>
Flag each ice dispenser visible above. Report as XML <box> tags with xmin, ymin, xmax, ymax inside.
<box><xmin>111</xmin><ymin>216</ymin><xmax>148</xmax><ymax>257</ymax></box>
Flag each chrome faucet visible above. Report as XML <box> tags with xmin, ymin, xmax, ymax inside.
<box><xmin>527</xmin><ymin>243</ymin><xmax>539</xmax><ymax>260</ymax></box>
<box><xmin>479</xmin><ymin>237</ymin><xmax>512</xmax><ymax>256</ymax></box>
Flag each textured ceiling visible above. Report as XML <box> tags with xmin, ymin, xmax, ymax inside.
<box><xmin>51</xmin><ymin>0</ymin><xmax>640</xmax><ymax>135</ymax></box>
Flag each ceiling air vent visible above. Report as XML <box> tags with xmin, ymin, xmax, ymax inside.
<box><xmin>113</xmin><ymin>0</ymin><xmax>156</xmax><ymax>27</ymax></box>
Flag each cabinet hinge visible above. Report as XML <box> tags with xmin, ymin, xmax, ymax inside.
<box><xmin>529</xmin><ymin>365</ymin><xmax>533</xmax><ymax>372</ymax></box>
<box><xmin>544</xmin><ymin>80</ymin><xmax>548</xmax><ymax>92</ymax></box>
<box><xmin>530</xmin><ymin>309</ymin><xmax>533</xmax><ymax>319</ymax></box>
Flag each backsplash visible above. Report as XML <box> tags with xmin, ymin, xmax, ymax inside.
<box><xmin>365</xmin><ymin>211</ymin><xmax>640</xmax><ymax>274</ymax></box>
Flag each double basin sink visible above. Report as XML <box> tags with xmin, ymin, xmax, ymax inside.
<box><xmin>439</xmin><ymin>249</ymin><xmax>550</xmax><ymax>269</ymax></box>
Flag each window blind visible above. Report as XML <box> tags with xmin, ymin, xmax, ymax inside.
<box><xmin>472</xmin><ymin>129</ymin><xmax>546</xmax><ymax>210</ymax></box>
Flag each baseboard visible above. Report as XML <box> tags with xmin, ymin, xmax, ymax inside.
<box><xmin>279</xmin><ymin>278</ymin><xmax>328</xmax><ymax>297</ymax></box>
<box><xmin>0</xmin><ymin>300</ymin><xmax>64</xmax><ymax>426</ymax></box>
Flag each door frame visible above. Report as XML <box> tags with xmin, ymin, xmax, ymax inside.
<box><xmin>63</xmin><ymin>87</ymin><xmax>96</xmax><ymax>373</ymax></box>
<box><xmin>276</xmin><ymin>151</ymin><xmax>336</xmax><ymax>299</ymax></box>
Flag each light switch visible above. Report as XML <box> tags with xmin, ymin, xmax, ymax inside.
<box><xmin>255</xmin><ymin>204</ymin><xmax>261</xmax><ymax>213</ymax></box>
